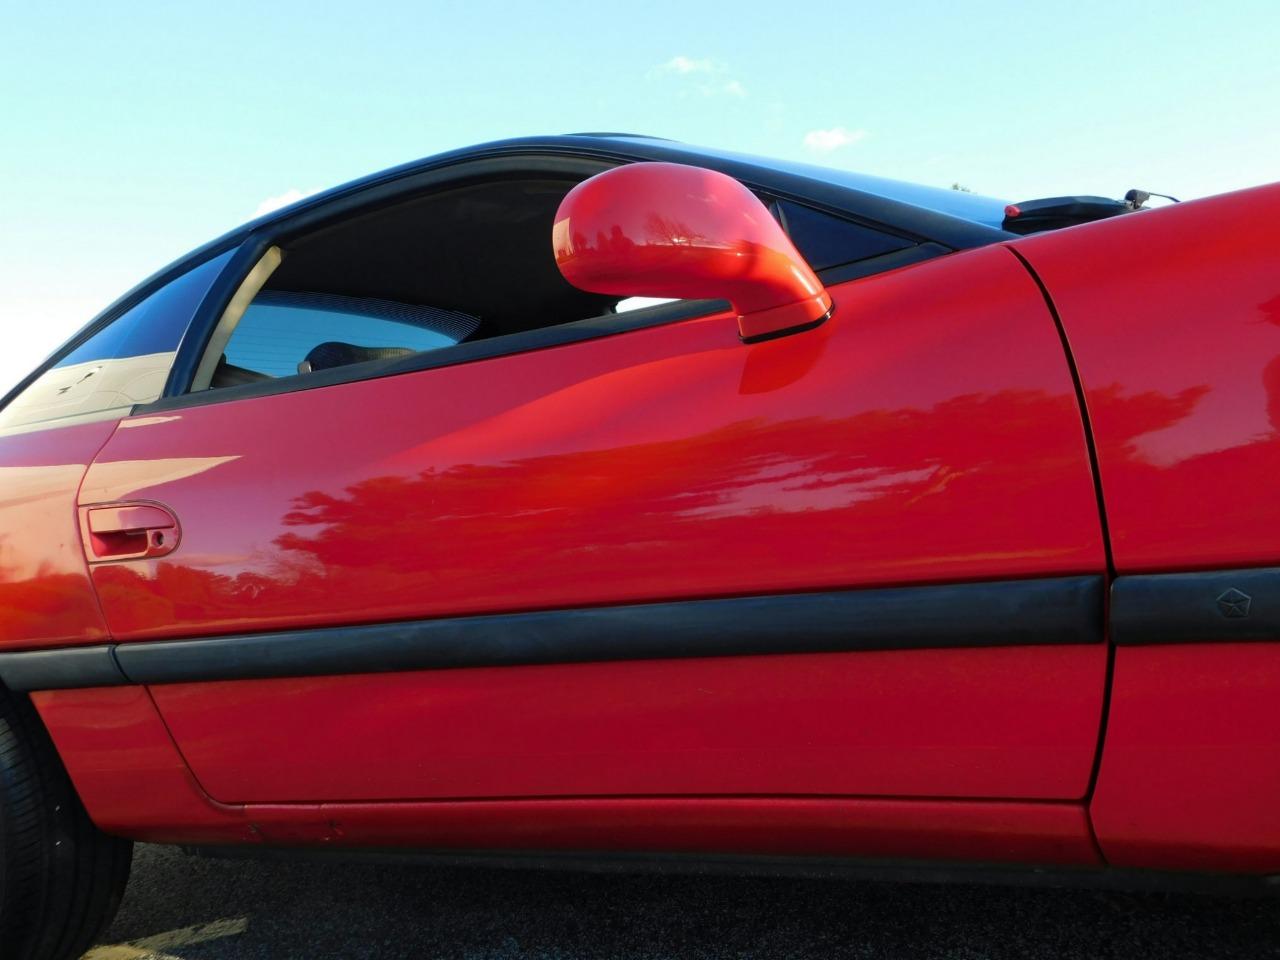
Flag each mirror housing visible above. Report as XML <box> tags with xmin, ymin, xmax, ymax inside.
<box><xmin>553</xmin><ymin>162</ymin><xmax>832</xmax><ymax>342</ymax></box>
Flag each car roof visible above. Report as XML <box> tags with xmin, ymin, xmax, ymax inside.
<box><xmin>242</xmin><ymin>134</ymin><xmax>1010</xmax><ymax>234</ymax></box>
<box><xmin>571</xmin><ymin>134</ymin><xmax>1011</xmax><ymax>229</ymax></box>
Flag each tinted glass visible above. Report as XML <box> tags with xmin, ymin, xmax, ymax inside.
<box><xmin>780</xmin><ymin>201</ymin><xmax>916</xmax><ymax>272</ymax></box>
<box><xmin>0</xmin><ymin>251</ymin><xmax>232</xmax><ymax>433</ymax></box>
<box><xmin>648</xmin><ymin>140</ymin><xmax>1011</xmax><ymax>229</ymax></box>
<box><xmin>224</xmin><ymin>293</ymin><xmax>473</xmax><ymax>380</ymax></box>
<box><xmin>56</xmin><ymin>251</ymin><xmax>231</xmax><ymax>367</ymax></box>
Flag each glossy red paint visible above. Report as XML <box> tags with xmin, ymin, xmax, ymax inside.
<box><xmin>31</xmin><ymin>686</ymin><xmax>1098</xmax><ymax>865</ymax></box>
<box><xmin>1011</xmin><ymin>182</ymin><xmax>1280</xmax><ymax>572</ymax></box>
<box><xmin>29</xmin><ymin>686</ymin><xmax>256</xmax><ymax>844</ymax></box>
<box><xmin>0</xmin><ymin>420</ymin><xmax>117</xmax><ymax>649</ymax></box>
<box><xmin>553</xmin><ymin>162</ymin><xmax>831</xmax><ymax>341</ymax></box>
<box><xmin>149</xmin><ymin>644</ymin><xmax>1108</xmax><ymax>804</ymax></box>
<box><xmin>79</xmin><ymin>244</ymin><xmax>1104</xmax><ymax>643</ymax></box>
<box><xmin>1091</xmin><ymin>643</ymin><xmax>1280</xmax><ymax>873</ymax></box>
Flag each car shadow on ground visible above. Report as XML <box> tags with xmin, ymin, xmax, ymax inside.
<box><xmin>86</xmin><ymin>844</ymin><xmax>1277</xmax><ymax>960</ymax></box>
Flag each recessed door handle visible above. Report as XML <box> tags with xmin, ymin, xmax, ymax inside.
<box><xmin>82</xmin><ymin>502</ymin><xmax>180</xmax><ymax>562</ymax></box>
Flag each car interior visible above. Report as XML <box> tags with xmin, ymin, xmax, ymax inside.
<box><xmin>198</xmin><ymin>177</ymin><xmax>626</xmax><ymax>390</ymax></box>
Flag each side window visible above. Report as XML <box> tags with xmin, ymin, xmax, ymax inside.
<box><xmin>194</xmin><ymin>178</ymin><xmax>620</xmax><ymax>392</ymax></box>
<box><xmin>215</xmin><ymin>292</ymin><xmax>478</xmax><ymax>385</ymax></box>
<box><xmin>0</xmin><ymin>251</ymin><xmax>231</xmax><ymax>433</ymax></box>
<box><xmin>777</xmin><ymin>200</ymin><xmax>916</xmax><ymax>271</ymax></box>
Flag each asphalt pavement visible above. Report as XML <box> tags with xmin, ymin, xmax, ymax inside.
<box><xmin>84</xmin><ymin>844</ymin><xmax>1279</xmax><ymax>959</ymax></box>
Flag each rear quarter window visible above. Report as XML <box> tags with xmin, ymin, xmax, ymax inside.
<box><xmin>777</xmin><ymin>200</ymin><xmax>916</xmax><ymax>271</ymax></box>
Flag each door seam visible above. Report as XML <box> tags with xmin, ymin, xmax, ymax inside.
<box><xmin>1003</xmin><ymin>243</ymin><xmax>1115</xmax><ymax>864</ymax></box>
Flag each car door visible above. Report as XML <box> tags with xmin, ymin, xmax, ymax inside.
<box><xmin>0</xmin><ymin>250</ymin><xmax>230</xmax><ymax>656</ymax></box>
<box><xmin>77</xmin><ymin>198</ymin><xmax>1109</xmax><ymax>810</ymax></box>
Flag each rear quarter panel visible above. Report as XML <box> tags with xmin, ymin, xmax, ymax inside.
<box><xmin>1014</xmin><ymin>182</ymin><xmax>1280</xmax><ymax>871</ymax></box>
<box><xmin>1012</xmin><ymin>183</ymin><xmax>1280</xmax><ymax>572</ymax></box>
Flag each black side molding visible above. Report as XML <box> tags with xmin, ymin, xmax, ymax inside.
<box><xmin>0</xmin><ymin>576</ymin><xmax>1102</xmax><ymax>692</ymax></box>
<box><xmin>0</xmin><ymin>645</ymin><xmax>126</xmax><ymax>691</ymax></box>
<box><xmin>1112</xmin><ymin>566</ymin><xmax>1280</xmax><ymax>645</ymax></box>
<box><xmin>11</xmin><ymin>567</ymin><xmax>1280</xmax><ymax>691</ymax></box>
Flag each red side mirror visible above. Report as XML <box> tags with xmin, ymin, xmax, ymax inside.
<box><xmin>553</xmin><ymin>162</ymin><xmax>832</xmax><ymax>343</ymax></box>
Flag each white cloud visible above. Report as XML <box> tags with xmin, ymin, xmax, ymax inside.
<box><xmin>802</xmin><ymin>126</ymin><xmax>868</xmax><ymax>153</ymax></box>
<box><xmin>650</xmin><ymin>56</ymin><xmax>747</xmax><ymax>98</ymax></box>
<box><xmin>253</xmin><ymin>187</ymin><xmax>316</xmax><ymax>218</ymax></box>
<box><xmin>657</xmin><ymin>55</ymin><xmax>717</xmax><ymax>75</ymax></box>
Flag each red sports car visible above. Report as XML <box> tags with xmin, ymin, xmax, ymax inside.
<box><xmin>1</xmin><ymin>134</ymin><xmax>1277</xmax><ymax>959</ymax></box>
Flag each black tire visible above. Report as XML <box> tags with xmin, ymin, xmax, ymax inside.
<box><xmin>0</xmin><ymin>684</ymin><xmax>132</xmax><ymax>960</ymax></box>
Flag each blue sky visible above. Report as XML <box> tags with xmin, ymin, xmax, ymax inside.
<box><xmin>2</xmin><ymin>0</ymin><xmax>1277</xmax><ymax>394</ymax></box>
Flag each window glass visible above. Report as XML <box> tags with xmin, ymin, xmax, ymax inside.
<box><xmin>779</xmin><ymin>201</ymin><xmax>916</xmax><ymax>272</ymax></box>
<box><xmin>215</xmin><ymin>292</ymin><xmax>477</xmax><ymax>384</ymax></box>
<box><xmin>198</xmin><ymin>177</ymin><xmax>619</xmax><ymax>394</ymax></box>
<box><xmin>0</xmin><ymin>251</ymin><xmax>231</xmax><ymax>433</ymax></box>
<box><xmin>56</xmin><ymin>252</ymin><xmax>230</xmax><ymax>367</ymax></box>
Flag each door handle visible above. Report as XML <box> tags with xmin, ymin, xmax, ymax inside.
<box><xmin>81</xmin><ymin>502</ymin><xmax>180</xmax><ymax>562</ymax></box>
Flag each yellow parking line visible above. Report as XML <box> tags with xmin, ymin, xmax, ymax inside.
<box><xmin>83</xmin><ymin>917</ymin><xmax>249</xmax><ymax>959</ymax></box>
